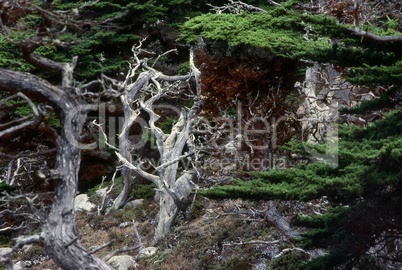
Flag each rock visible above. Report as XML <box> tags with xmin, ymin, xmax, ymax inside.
<box><xmin>13</xmin><ymin>261</ymin><xmax>24</xmax><ymax>270</ymax></box>
<box><xmin>124</xmin><ymin>199</ymin><xmax>144</xmax><ymax>209</ymax></box>
<box><xmin>138</xmin><ymin>247</ymin><xmax>158</xmax><ymax>258</ymax></box>
<box><xmin>174</xmin><ymin>171</ymin><xmax>194</xmax><ymax>201</ymax></box>
<box><xmin>107</xmin><ymin>255</ymin><xmax>138</xmax><ymax>270</ymax></box>
<box><xmin>0</xmin><ymin>247</ymin><xmax>12</xmax><ymax>258</ymax></box>
<box><xmin>74</xmin><ymin>194</ymin><xmax>96</xmax><ymax>212</ymax></box>
<box><xmin>22</xmin><ymin>245</ymin><xmax>32</xmax><ymax>253</ymax></box>
<box><xmin>252</xmin><ymin>260</ymin><xmax>267</xmax><ymax>270</ymax></box>
<box><xmin>96</xmin><ymin>187</ymin><xmax>108</xmax><ymax>197</ymax></box>
<box><xmin>0</xmin><ymin>248</ymin><xmax>12</xmax><ymax>264</ymax></box>
<box><xmin>119</xmin><ymin>221</ymin><xmax>131</xmax><ymax>228</ymax></box>
<box><xmin>309</xmin><ymin>248</ymin><xmax>327</xmax><ymax>259</ymax></box>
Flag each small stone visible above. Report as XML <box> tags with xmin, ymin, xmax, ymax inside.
<box><xmin>96</xmin><ymin>187</ymin><xmax>108</xmax><ymax>197</ymax></box>
<box><xmin>74</xmin><ymin>194</ymin><xmax>96</xmax><ymax>212</ymax></box>
<box><xmin>119</xmin><ymin>221</ymin><xmax>131</xmax><ymax>228</ymax></box>
<box><xmin>138</xmin><ymin>247</ymin><xmax>158</xmax><ymax>258</ymax></box>
<box><xmin>124</xmin><ymin>199</ymin><xmax>144</xmax><ymax>209</ymax></box>
<box><xmin>108</xmin><ymin>255</ymin><xmax>138</xmax><ymax>270</ymax></box>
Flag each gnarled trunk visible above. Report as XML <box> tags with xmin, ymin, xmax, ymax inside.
<box><xmin>0</xmin><ymin>69</ymin><xmax>113</xmax><ymax>269</ymax></box>
<box><xmin>154</xmin><ymin>190</ymin><xmax>179</xmax><ymax>242</ymax></box>
<box><xmin>114</xmin><ymin>46</ymin><xmax>202</xmax><ymax>243</ymax></box>
<box><xmin>42</xmin><ymin>117</ymin><xmax>113</xmax><ymax>270</ymax></box>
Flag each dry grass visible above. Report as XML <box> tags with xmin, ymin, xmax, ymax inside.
<box><xmin>11</xmin><ymin>197</ymin><xmax>317</xmax><ymax>269</ymax></box>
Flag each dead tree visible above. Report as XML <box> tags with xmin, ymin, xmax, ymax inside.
<box><xmin>114</xmin><ymin>42</ymin><xmax>202</xmax><ymax>242</ymax></box>
<box><xmin>0</xmin><ymin>66</ymin><xmax>113</xmax><ymax>269</ymax></box>
<box><xmin>0</xmin><ymin>1</ymin><xmax>117</xmax><ymax>268</ymax></box>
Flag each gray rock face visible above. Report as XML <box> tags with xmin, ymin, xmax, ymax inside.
<box><xmin>108</xmin><ymin>255</ymin><xmax>138</xmax><ymax>270</ymax></box>
<box><xmin>74</xmin><ymin>194</ymin><xmax>96</xmax><ymax>212</ymax></box>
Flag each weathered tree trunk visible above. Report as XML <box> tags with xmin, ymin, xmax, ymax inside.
<box><xmin>152</xmin><ymin>109</ymin><xmax>191</xmax><ymax>240</ymax></box>
<box><xmin>154</xmin><ymin>189</ymin><xmax>179</xmax><ymax>242</ymax></box>
<box><xmin>0</xmin><ymin>69</ymin><xmax>113</xmax><ymax>269</ymax></box>
<box><xmin>114</xmin><ymin>47</ymin><xmax>202</xmax><ymax>243</ymax></box>
<box><xmin>109</xmin><ymin>73</ymin><xmax>151</xmax><ymax>210</ymax></box>
<box><xmin>153</xmin><ymin>48</ymin><xmax>202</xmax><ymax>243</ymax></box>
<box><xmin>109</xmin><ymin>95</ymin><xmax>136</xmax><ymax>210</ymax></box>
<box><xmin>42</xmin><ymin>114</ymin><xmax>113</xmax><ymax>270</ymax></box>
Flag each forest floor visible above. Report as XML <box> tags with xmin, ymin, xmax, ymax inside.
<box><xmin>11</xmin><ymin>194</ymin><xmax>330</xmax><ymax>269</ymax></box>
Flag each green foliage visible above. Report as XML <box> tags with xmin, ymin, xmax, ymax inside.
<box><xmin>6</xmin><ymin>101</ymin><xmax>61</xmax><ymax>128</ymax></box>
<box><xmin>340</xmin><ymin>92</ymin><xmax>395</xmax><ymax>114</ymax></box>
<box><xmin>178</xmin><ymin>61</ymin><xmax>190</xmax><ymax>75</ymax></box>
<box><xmin>347</xmin><ymin>61</ymin><xmax>402</xmax><ymax>85</ymax></box>
<box><xmin>14</xmin><ymin>105</ymin><xmax>32</xmax><ymax>117</ymax></box>
<box><xmin>298</xmin><ymin>196</ymin><xmax>402</xmax><ymax>270</ymax></box>
<box><xmin>203</xmin><ymin>108</ymin><xmax>402</xmax><ymax>268</ymax></box>
<box><xmin>87</xmin><ymin>176</ymin><xmax>156</xmax><ymax>206</ymax></box>
<box><xmin>201</xmin><ymin>161</ymin><xmax>362</xmax><ymax>201</ymax></box>
<box><xmin>204</xmin><ymin>109</ymin><xmax>402</xmax><ymax>200</ymax></box>
<box><xmin>0</xmin><ymin>234</ymin><xmax>13</xmax><ymax>248</ymax></box>
<box><xmin>141</xmin><ymin>116</ymin><xmax>178</xmax><ymax>144</ymax></box>
<box><xmin>292</xmin><ymin>207</ymin><xmax>349</xmax><ymax>249</ymax></box>
<box><xmin>159</xmin><ymin>117</ymin><xmax>177</xmax><ymax>134</ymax></box>
<box><xmin>0</xmin><ymin>182</ymin><xmax>18</xmax><ymax>194</ymax></box>
<box><xmin>142</xmin><ymin>131</ymin><xmax>157</xmax><ymax>146</ymax></box>
<box><xmin>180</xmin><ymin>11</ymin><xmax>339</xmax><ymax>60</ymax></box>
<box><xmin>360</xmin><ymin>16</ymin><xmax>402</xmax><ymax>36</ymax></box>
<box><xmin>0</xmin><ymin>36</ymin><xmax>34</xmax><ymax>71</ymax></box>
<box><xmin>131</xmin><ymin>183</ymin><xmax>156</xmax><ymax>199</ymax></box>
<box><xmin>181</xmin><ymin>3</ymin><xmax>402</xmax><ymax>86</ymax></box>
<box><xmin>292</xmin><ymin>207</ymin><xmax>348</xmax><ymax>229</ymax></box>
<box><xmin>45</xmin><ymin>112</ymin><xmax>61</xmax><ymax>128</ymax></box>
<box><xmin>0</xmin><ymin>0</ymin><xmax>182</xmax><ymax>80</ymax></box>
<box><xmin>1</xmin><ymin>1</ymin><xmax>402</xmax><ymax>268</ymax></box>
<box><xmin>55</xmin><ymin>26</ymin><xmax>140</xmax><ymax>79</ymax></box>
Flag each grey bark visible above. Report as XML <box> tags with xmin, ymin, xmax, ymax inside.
<box><xmin>115</xmin><ymin>47</ymin><xmax>202</xmax><ymax>242</ymax></box>
<box><xmin>108</xmin><ymin>72</ymin><xmax>150</xmax><ymax>210</ymax></box>
<box><xmin>0</xmin><ymin>68</ymin><xmax>113</xmax><ymax>269</ymax></box>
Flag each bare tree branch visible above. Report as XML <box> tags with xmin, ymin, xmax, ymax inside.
<box><xmin>348</xmin><ymin>0</ymin><xmax>402</xmax><ymax>43</ymax></box>
<box><xmin>266</xmin><ymin>0</ymin><xmax>282</xmax><ymax>7</ymax></box>
<box><xmin>273</xmin><ymin>247</ymin><xmax>311</xmax><ymax>259</ymax></box>
<box><xmin>115</xmin><ymin>152</ymin><xmax>160</xmax><ymax>185</ymax></box>
<box><xmin>0</xmin><ymin>66</ymin><xmax>114</xmax><ymax>269</ymax></box>
<box><xmin>0</xmin><ymin>111</ymin><xmax>44</xmax><ymax>138</ymax></box>
<box><xmin>223</xmin><ymin>239</ymin><xmax>285</xmax><ymax>246</ymax></box>
<box><xmin>0</xmin><ymin>149</ymin><xmax>56</xmax><ymax>160</ymax></box>
<box><xmin>102</xmin><ymin>245</ymin><xmax>142</xmax><ymax>262</ymax></box>
<box><xmin>89</xmin><ymin>240</ymin><xmax>115</xmax><ymax>255</ymax></box>
<box><xmin>21</xmin><ymin>44</ymin><xmax>78</xmax><ymax>88</ymax></box>
<box><xmin>348</xmin><ymin>28</ymin><xmax>402</xmax><ymax>43</ymax></box>
<box><xmin>208</xmin><ymin>0</ymin><xmax>267</xmax><ymax>14</ymax></box>
<box><xmin>109</xmin><ymin>42</ymin><xmax>203</xmax><ymax>242</ymax></box>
